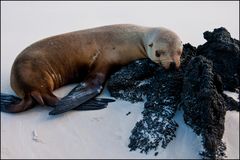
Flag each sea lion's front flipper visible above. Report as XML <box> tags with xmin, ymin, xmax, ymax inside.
<box><xmin>49</xmin><ymin>73</ymin><xmax>106</xmax><ymax>115</ymax></box>
<box><xmin>73</xmin><ymin>98</ymin><xmax>116</xmax><ymax>111</ymax></box>
<box><xmin>49</xmin><ymin>83</ymin><xmax>101</xmax><ymax>115</ymax></box>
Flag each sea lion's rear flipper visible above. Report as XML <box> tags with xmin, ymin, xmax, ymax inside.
<box><xmin>73</xmin><ymin>98</ymin><xmax>116</xmax><ymax>111</ymax></box>
<box><xmin>1</xmin><ymin>93</ymin><xmax>21</xmax><ymax>108</ymax></box>
<box><xmin>1</xmin><ymin>93</ymin><xmax>33</xmax><ymax>113</ymax></box>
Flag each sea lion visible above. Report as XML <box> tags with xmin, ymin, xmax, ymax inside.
<box><xmin>1</xmin><ymin>24</ymin><xmax>183</xmax><ymax>115</ymax></box>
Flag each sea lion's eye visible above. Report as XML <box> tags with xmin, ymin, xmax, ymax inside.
<box><xmin>155</xmin><ymin>50</ymin><xmax>164</xmax><ymax>57</ymax></box>
<box><xmin>148</xmin><ymin>43</ymin><xmax>153</xmax><ymax>47</ymax></box>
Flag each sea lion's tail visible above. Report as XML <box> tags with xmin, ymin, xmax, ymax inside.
<box><xmin>1</xmin><ymin>93</ymin><xmax>34</xmax><ymax>113</ymax></box>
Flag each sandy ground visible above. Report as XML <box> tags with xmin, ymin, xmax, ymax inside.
<box><xmin>1</xmin><ymin>86</ymin><xmax>239</xmax><ymax>159</ymax></box>
<box><xmin>1</xmin><ymin>1</ymin><xmax>239</xmax><ymax>159</ymax></box>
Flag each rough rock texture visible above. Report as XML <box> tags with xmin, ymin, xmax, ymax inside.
<box><xmin>108</xmin><ymin>59</ymin><xmax>158</xmax><ymax>103</ymax></box>
<box><xmin>180</xmin><ymin>56</ymin><xmax>227</xmax><ymax>159</ymax></box>
<box><xmin>181</xmin><ymin>43</ymin><xmax>197</xmax><ymax>70</ymax></box>
<box><xmin>107</xmin><ymin>27</ymin><xmax>239</xmax><ymax>159</ymax></box>
<box><xmin>222</xmin><ymin>94</ymin><xmax>239</xmax><ymax>111</ymax></box>
<box><xmin>197</xmin><ymin>27</ymin><xmax>240</xmax><ymax>92</ymax></box>
<box><xmin>128</xmin><ymin>66</ymin><xmax>182</xmax><ymax>154</ymax></box>
<box><xmin>108</xmin><ymin>59</ymin><xmax>183</xmax><ymax>154</ymax></box>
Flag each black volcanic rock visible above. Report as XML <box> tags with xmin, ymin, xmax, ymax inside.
<box><xmin>107</xmin><ymin>27</ymin><xmax>239</xmax><ymax>159</ymax></box>
<box><xmin>128</xmin><ymin>68</ymin><xmax>182</xmax><ymax>154</ymax></box>
<box><xmin>107</xmin><ymin>59</ymin><xmax>158</xmax><ymax>103</ymax></box>
<box><xmin>181</xmin><ymin>43</ymin><xmax>197</xmax><ymax>69</ymax></box>
<box><xmin>108</xmin><ymin>58</ymin><xmax>183</xmax><ymax>153</ymax></box>
<box><xmin>197</xmin><ymin>27</ymin><xmax>240</xmax><ymax>91</ymax></box>
<box><xmin>180</xmin><ymin>56</ymin><xmax>227</xmax><ymax>159</ymax></box>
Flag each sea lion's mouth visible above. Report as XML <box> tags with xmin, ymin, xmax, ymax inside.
<box><xmin>158</xmin><ymin>61</ymin><xmax>179</xmax><ymax>71</ymax></box>
<box><xmin>153</xmin><ymin>60</ymin><xmax>167</xmax><ymax>69</ymax></box>
<box><xmin>157</xmin><ymin>61</ymin><xmax>169</xmax><ymax>70</ymax></box>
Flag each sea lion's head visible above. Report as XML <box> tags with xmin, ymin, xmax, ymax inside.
<box><xmin>146</xmin><ymin>28</ymin><xmax>183</xmax><ymax>70</ymax></box>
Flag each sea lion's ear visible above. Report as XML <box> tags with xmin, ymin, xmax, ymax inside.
<box><xmin>148</xmin><ymin>43</ymin><xmax>153</xmax><ymax>47</ymax></box>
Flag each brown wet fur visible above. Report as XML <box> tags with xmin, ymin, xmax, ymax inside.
<box><xmin>9</xmin><ymin>24</ymin><xmax>182</xmax><ymax>113</ymax></box>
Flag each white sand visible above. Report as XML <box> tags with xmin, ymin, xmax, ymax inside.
<box><xmin>1</xmin><ymin>1</ymin><xmax>239</xmax><ymax>159</ymax></box>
